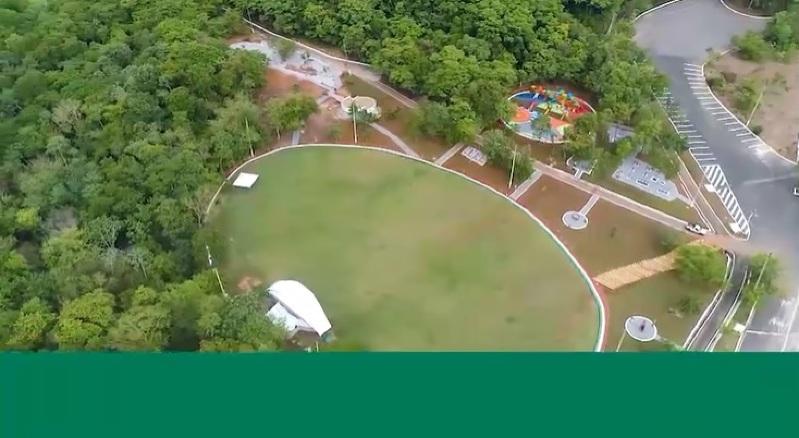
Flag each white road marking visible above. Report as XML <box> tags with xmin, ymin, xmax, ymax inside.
<box><xmin>781</xmin><ymin>294</ymin><xmax>799</xmax><ymax>351</ymax></box>
<box><xmin>729</xmin><ymin>127</ymin><xmax>746</xmax><ymax>131</ymax></box>
<box><xmin>678</xmin><ymin>130</ymin><xmax>698</xmax><ymax>134</ymax></box>
<box><xmin>711</xmin><ymin>111</ymin><xmax>728</xmax><ymax>115</ymax></box>
<box><xmin>741</xmin><ymin>137</ymin><xmax>759</xmax><ymax>142</ymax></box>
<box><xmin>693</xmin><ymin>152</ymin><xmax>714</xmax><ymax>156</ymax></box>
<box><xmin>697</xmin><ymin>96</ymin><xmax>714</xmax><ymax>100</ymax></box>
<box><xmin>744</xmin><ymin>330</ymin><xmax>784</xmax><ymax>336</ymax></box>
<box><xmin>724</xmin><ymin>121</ymin><xmax>738</xmax><ymax>125</ymax></box>
<box><xmin>717</xmin><ymin>116</ymin><xmax>735</xmax><ymax>121</ymax></box>
<box><xmin>688</xmin><ymin>141</ymin><xmax>708</xmax><ymax>145</ymax></box>
<box><xmin>684</xmin><ymin>63</ymin><xmax>702</xmax><ymax>67</ymax></box>
<box><xmin>736</xmin><ymin>133</ymin><xmax>751</xmax><ymax>137</ymax></box>
<box><xmin>696</xmin><ymin>157</ymin><xmax>717</xmax><ymax>162</ymax></box>
<box><xmin>690</xmin><ymin>145</ymin><xmax>710</xmax><ymax>149</ymax></box>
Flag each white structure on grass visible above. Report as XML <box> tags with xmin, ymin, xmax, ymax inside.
<box><xmin>340</xmin><ymin>96</ymin><xmax>380</xmax><ymax>118</ymax></box>
<box><xmin>232</xmin><ymin>172</ymin><xmax>259</xmax><ymax>188</ymax></box>
<box><xmin>266</xmin><ymin>280</ymin><xmax>333</xmax><ymax>340</ymax></box>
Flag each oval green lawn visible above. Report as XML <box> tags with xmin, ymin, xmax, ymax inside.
<box><xmin>210</xmin><ymin>146</ymin><xmax>600</xmax><ymax>351</ymax></box>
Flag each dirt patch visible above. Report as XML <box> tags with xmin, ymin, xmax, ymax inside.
<box><xmin>237</xmin><ymin>275</ymin><xmax>263</xmax><ymax>292</ymax></box>
<box><xmin>299</xmin><ymin>104</ymin><xmax>401</xmax><ymax>152</ymax></box>
<box><xmin>260</xmin><ymin>68</ymin><xmax>326</xmax><ymax>101</ymax></box>
<box><xmin>518</xmin><ymin>176</ymin><xmax>691</xmax><ymax>275</ymax></box>
<box><xmin>706</xmin><ymin>53</ymin><xmax>799</xmax><ymax>161</ymax></box>
<box><xmin>443</xmin><ymin>153</ymin><xmax>514</xmax><ymax>195</ymax></box>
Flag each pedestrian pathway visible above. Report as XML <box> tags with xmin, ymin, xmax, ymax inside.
<box><xmin>434</xmin><ymin>143</ymin><xmax>463</xmax><ymax>165</ymax></box>
<box><xmin>509</xmin><ymin>171</ymin><xmax>542</xmax><ymax>200</ymax></box>
<box><xmin>369</xmin><ymin>123</ymin><xmax>420</xmax><ymax>158</ymax></box>
<box><xmin>579</xmin><ymin>193</ymin><xmax>600</xmax><ymax>215</ymax></box>
<box><xmin>534</xmin><ymin>162</ymin><xmax>690</xmax><ymax>233</ymax></box>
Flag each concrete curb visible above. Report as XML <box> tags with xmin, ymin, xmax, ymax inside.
<box><xmin>206</xmin><ymin>143</ymin><xmax>608</xmax><ymax>352</ymax></box>
<box><xmin>718</xmin><ymin>0</ymin><xmax>774</xmax><ymax>20</ymax></box>
<box><xmin>634</xmin><ymin>0</ymin><xmax>686</xmax><ymax>21</ymax></box>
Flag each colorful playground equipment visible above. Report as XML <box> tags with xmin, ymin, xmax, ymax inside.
<box><xmin>505</xmin><ymin>84</ymin><xmax>593</xmax><ymax>143</ymax></box>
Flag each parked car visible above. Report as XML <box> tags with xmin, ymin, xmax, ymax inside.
<box><xmin>685</xmin><ymin>223</ymin><xmax>710</xmax><ymax>236</ymax></box>
<box><xmin>793</xmin><ymin>187</ymin><xmax>799</xmax><ymax>197</ymax></box>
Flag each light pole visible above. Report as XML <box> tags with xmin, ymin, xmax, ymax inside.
<box><xmin>508</xmin><ymin>144</ymin><xmax>518</xmax><ymax>189</ymax></box>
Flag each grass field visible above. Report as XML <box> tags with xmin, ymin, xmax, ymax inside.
<box><xmin>604</xmin><ymin>272</ymin><xmax>717</xmax><ymax>351</ymax></box>
<box><xmin>209</xmin><ymin>146</ymin><xmax>601</xmax><ymax>351</ymax></box>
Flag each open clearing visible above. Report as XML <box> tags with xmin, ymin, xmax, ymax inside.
<box><xmin>209</xmin><ymin>146</ymin><xmax>600</xmax><ymax>351</ymax></box>
<box><xmin>706</xmin><ymin>53</ymin><xmax>799</xmax><ymax>161</ymax></box>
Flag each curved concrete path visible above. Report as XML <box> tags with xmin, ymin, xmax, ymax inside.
<box><xmin>636</xmin><ymin>0</ymin><xmax>799</xmax><ymax>351</ymax></box>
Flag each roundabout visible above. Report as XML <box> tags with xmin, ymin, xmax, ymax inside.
<box><xmin>206</xmin><ymin>145</ymin><xmax>604</xmax><ymax>351</ymax></box>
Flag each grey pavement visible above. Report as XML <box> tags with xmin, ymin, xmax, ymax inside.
<box><xmin>636</xmin><ymin>0</ymin><xmax>799</xmax><ymax>351</ymax></box>
<box><xmin>688</xmin><ymin>255</ymin><xmax>748</xmax><ymax>351</ymax></box>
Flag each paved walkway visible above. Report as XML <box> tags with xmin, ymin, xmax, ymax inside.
<box><xmin>434</xmin><ymin>143</ymin><xmax>464</xmax><ymax>165</ymax></box>
<box><xmin>370</xmin><ymin>123</ymin><xmax>420</xmax><ymax>158</ymax></box>
<box><xmin>510</xmin><ymin>171</ymin><xmax>543</xmax><ymax>200</ymax></box>
<box><xmin>534</xmin><ymin>162</ymin><xmax>689</xmax><ymax>232</ymax></box>
<box><xmin>579</xmin><ymin>194</ymin><xmax>600</xmax><ymax>215</ymax></box>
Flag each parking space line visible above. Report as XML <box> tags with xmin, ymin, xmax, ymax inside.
<box><xmin>741</xmin><ymin>138</ymin><xmax>759</xmax><ymax>142</ymax></box>
<box><xmin>711</xmin><ymin>111</ymin><xmax>727</xmax><ymax>115</ymax></box>
<box><xmin>724</xmin><ymin>121</ymin><xmax>738</xmax><ymax>125</ymax></box>
<box><xmin>729</xmin><ymin>127</ymin><xmax>746</xmax><ymax>131</ymax></box>
<box><xmin>690</xmin><ymin>146</ymin><xmax>710</xmax><ymax>149</ymax></box>
<box><xmin>678</xmin><ymin>130</ymin><xmax>698</xmax><ymax>134</ymax></box>
<box><xmin>736</xmin><ymin>133</ymin><xmax>751</xmax><ymax>137</ymax></box>
<box><xmin>717</xmin><ymin>116</ymin><xmax>735</xmax><ymax>121</ymax></box>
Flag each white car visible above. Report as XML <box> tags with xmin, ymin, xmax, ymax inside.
<box><xmin>793</xmin><ymin>187</ymin><xmax>799</xmax><ymax>197</ymax></box>
<box><xmin>685</xmin><ymin>223</ymin><xmax>710</xmax><ymax>236</ymax></box>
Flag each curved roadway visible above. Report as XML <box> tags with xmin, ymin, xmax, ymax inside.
<box><xmin>635</xmin><ymin>0</ymin><xmax>799</xmax><ymax>351</ymax></box>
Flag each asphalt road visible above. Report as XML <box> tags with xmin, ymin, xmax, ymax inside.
<box><xmin>635</xmin><ymin>0</ymin><xmax>799</xmax><ymax>351</ymax></box>
<box><xmin>688</xmin><ymin>254</ymin><xmax>748</xmax><ymax>351</ymax></box>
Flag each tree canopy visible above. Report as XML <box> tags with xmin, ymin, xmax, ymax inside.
<box><xmin>0</xmin><ymin>0</ymin><xmax>283</xmax><ymax>351</ymax></box>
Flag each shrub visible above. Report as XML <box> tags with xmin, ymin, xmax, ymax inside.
<box><xmin>674</xmin><ymin>245</ymin><xmax>727</xmax><ymax>286</ymax></box>
<box><xmin>480</xmin><ymin>130</ymin><xmax>535</xmax><ymax>184</ymax></box>
<box><xmin>733</xmin><ymin>31</ymin><xmax>773</xmax><ymax>62</ymax></box>
<box><xmin>706</xmin><ymin>76</ymin><xmax>725</xmax><ymax>90</ymax></box>
<box><xmin>751</xmin><ymin>125</ymin><xmax>763</xmax><ymax>135</ymax></box>
<box><xmin>659</xmin><ymin>230</ymin><xmax>681</xmax><ymax>252</ymax></box>
<box><xmin>733</xmin><ymin>79</ymin><xmax>761</xmax><ymax>114</ymax></box>
<box><xmin>678</xmin><ymin>295</ymin><xmax>701</xmax><ymax>315</ymax></box>
<box><xmin>721</xmin><ymin>71</ymin><xmax>738</xmax><ymax>84</ymax></box>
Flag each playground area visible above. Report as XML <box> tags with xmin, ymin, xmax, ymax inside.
<box><xmin>208</xmin><ymin>146</ymin><xmax>601</xmax><ymax>351</ymax></box>
<box><xmin>505</xmin><ymin>85</ymin><xmax>594</xmax><ymax>143</ymax></box>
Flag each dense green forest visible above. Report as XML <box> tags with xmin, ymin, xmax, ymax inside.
<box><xmin>0</xmin><ymin>0</ymin><xmax>288</xmax><ymax>351</ymax></box>
<box><xmin>1</xmin><ymin>0</ymin><xmax>682</xmax><ymax>351</ymax></box>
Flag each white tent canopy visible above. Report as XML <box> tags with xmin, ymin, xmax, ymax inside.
<box><xmin>266</xmin><ymin>302</ymin><xmax>313</xmax><ymax>333</ymax></box>
<box><xmin>232</xmin><ymin>172</ymin><xmax>259</xmax><ymax>188</ymax></box>
<box><xmin>267</xmin><ymin>280</ymin><xmax>332</xmax><ymax>336</ymax></box>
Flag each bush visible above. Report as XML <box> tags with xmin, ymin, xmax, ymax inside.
<box><xmin>721</xmin><ymin>71</ymin><xmax>738</xmax><ymax>84</ymax></box>
<box><xmin>674</xmin><ymin>245</ymin><xmax>727</xmax><ymax>286</ymax></box>
<box><xmin>733</xmin><ymin>79</ymin><xmax>761</xmax><ymax>114</ymax></box>
<box><xmin>678</xmin><ymin>295</ymin><xmax>701</xmax><ymax>315</ymax></box>
<box><xmin>751</xmin><ymin>125</ymin><xmax>763</xmax><ymax>135</ymax></box>
<box><xmin>659</xmin><ymin>230</ymin><xmax>681</xmax><ymax>252</ymax></box>
<box><xmin>733</xmin><ymin>31</ymin><xmax>773</xmax><ymax>62</ymax></box>
<box><xmin>706</xmin><ymin>76</ymin><xmax>725</xmax><ymax>90</ymax></box>
<box><xmin>480</xmin><ymin>130</ymin><xmax>535</xmax><ymax>184</ymax></box>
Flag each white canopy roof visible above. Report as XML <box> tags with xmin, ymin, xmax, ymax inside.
<box><xmin>232</xmin><ymin>172</ymin><xmax>259</xmax><ymax>188</ymax></box>
<box><xmin>266</xmin><ymin>302</ymin><xmax>313</xmax><ymax>333</ymax></box>
<box><xmin>267</xmin><ymin>280</ymin><xmax>332</xmax><ymax>336</ymax></box>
